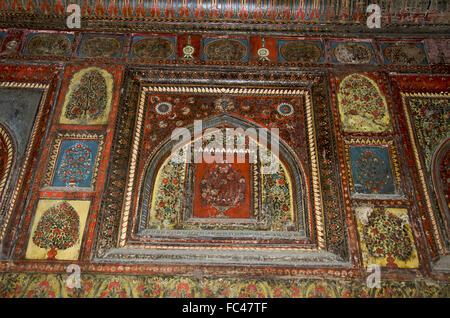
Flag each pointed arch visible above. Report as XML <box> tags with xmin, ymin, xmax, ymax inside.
<box><xmin>432</xmin><ymin>138</ymin><xmax>450</xmax><ymax>240</ymax></box>
<box><xmin>0</xmin><ymin>123</ymin><xmax>16</xmax><ymax>211</ymax></box>
<box><xmin>136</xmin><ymin>114</ymin><xmax>310</xmax><ymax>236</ymax></box>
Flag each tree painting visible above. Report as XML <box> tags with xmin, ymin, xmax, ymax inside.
<box><xmin>65</xmin><ymin>69</ymin><xmax>107</xmax><ymax>121</ymax></box>
<box><xmin>32</xmin><ymin>201</ymin><xmax>80</xmax><ymax>260</ymax></box>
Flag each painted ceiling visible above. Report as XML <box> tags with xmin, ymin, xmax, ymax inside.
<box><xmin>0</xmin><ymin>0</ymin><xmax>449</xmax><ymax>31</ymax></box>
<box><xmin>0</xmin><ymin>0</ymin><xmax>449</xmax><ymax>300</ymax></box>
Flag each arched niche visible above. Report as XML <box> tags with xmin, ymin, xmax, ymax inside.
<box><xmin>0</xmin><ymin>123</ymin><xmax>16</xmax><ymax>212</ymax></box>
<box><xmin>432</xmin><ymin>137</ymin><xmax>450</xmax><ymax>242</ymax></box>
<box><xmin>136</xmin><ymin>114</ymin><xmax>310</xmax><ymax>238</ymax></box>
<box><xmin>337</xmin><ymin>73</ymin><xmax>391</xmax><ymax>133</ymax></box>
<box><xmin>59</xmin><ymin>66</ymin><xmax>114</xmax><ymax>125</ymax></box>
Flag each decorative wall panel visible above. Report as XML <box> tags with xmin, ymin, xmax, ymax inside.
<box><xmin>59</xmin><ymin>67</ymin><xmax>114</xmax><ymax>125</ymax></box>
<box><xmin>25</xmin><ymin>199</ymin><xmax>91</xmax><ymax>261</ymax></box>
<box><xmin>390</xmin><ymin>75</ymin><xmax>450</xmax><ymax>268</ymax></box>
<box><xmin>43</xmin><ymin>133</ymin><xmax>104</xmax><ymax>190</ymax></box>
<box><xmin>0</xmin><ymin>13</ymin><xmax>448</xmax><ymax>297</ymax></box>
<box><xmin>355</xmin><ymin>206</ymin><xmax>419</xmax><ymax>269</ymax></box>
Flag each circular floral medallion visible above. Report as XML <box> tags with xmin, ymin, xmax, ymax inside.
<box><xmin>333</xmin><ymin>42</ymin><xmax>373</xmax><ymax>64</ymax></box>
<box><xmin>81</xmin><ymin>37</ymin><xmax>122</xmax><ymax>57</ymax></box>
<box><xmin>279</xmin><ymin>41</ymin><xmax>322</xmax><ymax>62</ymax></box>
<box><xmin>182</xmin><ymin>45</ymin><xmax>195</xmax><ymax>58</ymax></box>
<box><xmin>132</xmin><ymin>38</ymin><xmax>174</xmax><ymax>59</ymax></box>
<box><xmin>200</xmin><ymin>163</ymin><xmax>246</xmax><ymax>216</ymax></box>
<box><xmin>6</xmin><ymin>40</ymin><xmax>17</xmax><ymax>51</ymax></box>
<box><xmin>214</xmin><ymin>97</ymin><xmax>235</xmax><ymax>112</ymax></box>
<box><xmin>383</xmin><ymin>43</ymin><xmax>426</xmax><ymax>65</ymax></box>
<box><xmin>277</xmin><ymin>103</ymin><xmax>294</xmax><ymax>116</ymax></box>
<box><xmin>27</xmin><ymin>34</ymin><xmax>71</xmax><ymax>56</ymax></box>
<box><xmin>155</xmin><ymin>102</ymin><xmax>173</xmax><ymax>115</ymax></box>
<box><xmin>204</xmin><ymin>39</ymin><xmax>247</xmax><ymax>61</ymax></box>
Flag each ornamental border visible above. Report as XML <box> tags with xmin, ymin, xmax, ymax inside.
<box><xmin>400</xmin><ymin>92</ymin><xmax>450</xmax><ymax>255</ymax></box>
<box><xmin>0</xmin><ymin>81</ymin><xmax>50</xmax><ymax>242</ymax></box>
<box><xmin>117</xmin><ymin>85</ymin><xmax>325</xmax><ymax>251</ymax></box>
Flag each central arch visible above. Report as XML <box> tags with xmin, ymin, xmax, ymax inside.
<box><xmin>136</xmin><ymin>114</ymin><xmax>311</xmax><ymax>238</ymax></box>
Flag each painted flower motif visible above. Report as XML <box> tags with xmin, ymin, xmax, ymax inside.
<box><xmin>200</xmin><ymin>163</ymin><xmax>246</xmax><ymax>215</ymax></box>
<box><xmin>155</xmin><ymin>102</ymin><xmax>173</xmax><ymax>115</ymax></box>
<box><xmin>180</xmin><ymin>106</ymin><xmax>191</xmax><ymax>115</ymax></box>
<box><xmin>25</xmin><ymin>281</ymin><xmax>56</xmax><ymax>298</ymax></box>
<box><xmin>170</xmin><ymin>282</ymin><xmax>194</xmax><ymax>298</ymax></box>
<box><xmin>409</xmin><ymin>97</ymin><xmax>449</xmax><ymax>172</ymax></box>
<box><xmin>350</xmin><ymin>146</ymin><xmax>395</xmax><ymax>195</ymax></box>
<box><xmin>149</xmin><ymin>160</ymin><xmax>186</xmax><ymax>229</ymax></box>
<box><xmin>214</xmin><ymin>97</ymin><xmax>235</xmax><ymax>112</ymax></box>
<box><xmin>136</xmin><ymin>279</ymin><xmax>163</xmax><ymax>298</ymax></box>
<box><xmin>99</xmin><ymin>282</ymin><xmax>128</xmax><ymax>298</ymax></box>
<box><xmin>32</xmin><ymin>201</ymin><xmax>80</xmax><ymax>260</ymax></box>
<box><xmin>65</xmin><ymin>69</ymin><xmax>108</xmax><ymax>121</ymax></box>
<box><xmin>277</xmin><ymin>103</ymin><xmax>294</xmax><ymax>116</ymax></box>
<box><xmin>0</xmin><ymin>275</ymin><xmax>23</xmax><ymax>298</ymax></box>
<box><xmin>261</xmin><ymin>165</ymin><xmax>293</xmax><ymax>231</ymax></box>
<box><xmin>237</xmin><ymin>283</ymin><xmax>267</xmax><ymax>298</ymax></box>
<box><xmin>338</xmin><ymin>73</ymin><xmax>391</xmax><ymax>133</ymax></box>
<box><xmin>57</xmin><ymin>142</ymin><xmax>93</xmax><ymax>187</ymax></box>
<box><xmin>362</xmin><ymin>208</ymin><xmax>414</xmax><ymax>263</ymax></box>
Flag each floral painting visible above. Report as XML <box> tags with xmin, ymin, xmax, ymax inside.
<box><xmin>355</xmin><ymin>206</ymin><xmax>419</xmax><ymax>268</ymax></box>
<box><xmin>337</xmin><ymin>73</ymin><xmax>391</xmax><ymax>133</ymax></box>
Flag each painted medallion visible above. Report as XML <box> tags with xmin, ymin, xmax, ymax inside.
<box><xmin>204</xmin><ymin>39</ymin><xmax>247</xmax><ymax>61</ymax></box>
<box><xmin>131</xmin><ymin>38</ymin><xmax>174</xmax><ymax>59</ymax></box>
<box><xmin>27</xmin><ymin>33</ymin><xmax>71</xmax><ymax>56</ymax></box>
<box><xmin>279</xmin><ymin>41</ymin><xmax>322</xmax><ymax>62</ymax></box>
<box><xmin>333</xmin><ymin>42</ymin><xmax>373</xmax><ymax>64</ymax></box>
<box><xmin>383</xmin><ymin>43</ymin><xmax>427</xmax><ymax>65</ymax></box>
<box><xmin>81</xmin><ymin>36</ymin><xmax>122</xmax><ymax>57</ymax></box>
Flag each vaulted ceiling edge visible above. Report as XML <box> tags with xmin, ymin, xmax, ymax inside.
<box><xmin>0</xmin><ymin>0</ymin><xmax>448</xmax><ymax>35</ymax></box>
